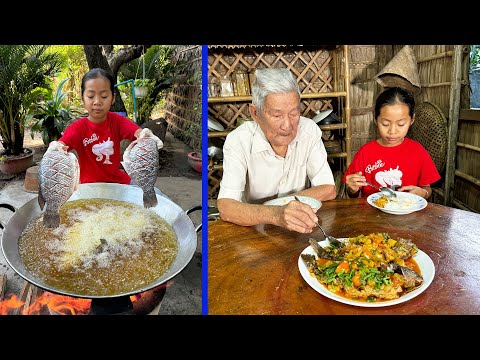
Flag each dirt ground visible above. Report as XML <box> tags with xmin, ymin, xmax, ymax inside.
<box><xmin>0</xmin><ymin>131</ymin><xmax>201</xmax><ymax>191</ymax></box>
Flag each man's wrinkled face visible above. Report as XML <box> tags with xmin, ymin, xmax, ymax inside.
<box><xmin>250</xmin><ymin>92</ymin><xmax>301</xmax><ymax>148</ymax></box>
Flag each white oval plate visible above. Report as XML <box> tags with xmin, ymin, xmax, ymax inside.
<box><xmin>208</xmin><ymin>117</ymin><xmax>225</xmax><ymax>131</ymax></box>
<box><xmin>298</xmin><ymin>238</ymin><xmax>435</xmax><ymax>307</ymax></box>
<box><xmin>367</xmin><ymin>191</ymin><xmax>427</xmax><ymax>215</ymax></box>
<box><xmin>312</xmin><ymin>109</ymin><xmax>333</xmax><ymax>124</ymax></box>
<box><xmin>264</xmin><ymin>195</ymin><xmax>321</xmax><ymax>211</ymax></box>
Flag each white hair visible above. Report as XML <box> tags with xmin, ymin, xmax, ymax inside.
<box><xmin>251</xmin><ymin>68</ymin><xmax>300</xmax><ymax>114</ymax></box>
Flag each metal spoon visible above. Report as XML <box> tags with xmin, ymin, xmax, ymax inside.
<box><xmin>294</xmin><ymin>196</ymin><xmax>343</xmax><ymax>247</ymax></box>
<box><xmin>315</xmin><ymin>223</ymin><xmax>344</xmax><ymax>247</ymax></box>
<box><xmin>364</xmin><ymin>181</ymin><xmax>397</xmax><ymax>198</ymax></box>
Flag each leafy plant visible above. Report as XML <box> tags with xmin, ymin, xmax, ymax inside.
<box><xmin>28</xmin><ymin>78</ymin><xmax>80</xmax><ymax>145</ymax></box>
<box><xmin>118</xmin><ymin>46</ymin><xmax>177</xmax><ymax>123</ymax></box>
<box><xmin>0</xmin><ymin>45</ymin><xmax>63</xmax><ymax>156</ymax></box>
<box><xmin>470</xmin><ymin>45</ymin><xmax>480</xmax><ymax>73</ymax></box>
<box><xmin>134</xmin><ymin>78</ymin><xmax>151</xmax><ymax>87</ymax></box>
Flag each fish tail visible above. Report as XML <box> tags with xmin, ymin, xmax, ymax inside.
<box><xmin>143</xmin><ymin>189</ymin><xmax>158</xmax><ymax>208</ymax></box>
<box><xmin>43</xmin><ymin>209</ymin><xmax>60</xmax><ymax>228</ymax></box>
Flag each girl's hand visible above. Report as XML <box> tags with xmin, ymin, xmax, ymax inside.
<box><xmin>345</xmin><ymin>171</ymin><xmax>365</xmax><ymax>194</ymax></box>
<box><xmin>46</xmin><ymin>141</ymin><xmax>68</xmax><ymax>153</ymax></box>
<box><xmin>138</xmin><ymin>128</ymin><xmax>163</xmax><ymax>150</ymax></box>
<box><xmin>396</xmin><ymin>185</ymin><xmax>429</xmax><ymax>198</ymax></box>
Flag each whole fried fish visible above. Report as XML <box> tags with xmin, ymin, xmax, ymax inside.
<box><xmin>122</xmin><ymin>138</ymin><xmax>159</xmax><ymax>208</ymax></box>
<box><xmin>38</xmin><ymin>142</ymin><xmax>80</xmax><ymax>228</ymax></box>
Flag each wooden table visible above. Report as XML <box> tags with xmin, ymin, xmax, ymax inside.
<box><xmin>208</xmin><ymin>198</ymin><xmax>480</xmax><ymax>315</ymax></box>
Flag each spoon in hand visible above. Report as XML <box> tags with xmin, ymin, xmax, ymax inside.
<box><xmin>294</xmin><ymin>196</ymin><xmax>343</xmax><ymax>247</ymax></box>
<box><xmin>364</xmin><ymin>181</ymin><xmax>397</xmax><ymax>198</ymax></box>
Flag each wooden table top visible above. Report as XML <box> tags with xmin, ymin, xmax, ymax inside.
<box><xmin>208</xmin><ymin>198</ymin><xmax>480</xmax><ymax>315</ymax></box>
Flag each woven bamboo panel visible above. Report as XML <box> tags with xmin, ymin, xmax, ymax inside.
<box><xmin>208</xmin><ymin>165</ymin><xmax>223</xmax><ymax>199</ymax></box>
<box><xmin>208</xmin><ymin>45</ymin><xmax>339</xmax><ymax>130</ymax></box>
<box><xmin>163</xmin><ymin>45</ymin><xmax>202</xmax><ymax>151</ymax></box>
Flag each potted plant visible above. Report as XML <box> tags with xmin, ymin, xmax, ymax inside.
<box><xmin>134</xmin><ymin>78</ymin><xmax>150</xmax><ymax>99</ymax></box>
<box><xmin>185</xmin><ymin>122</ymin><xmax>202</xmax><ymax>173</ymax></box>
<box><xmin>28</xmin><ymin>78</ymin><xmax>80</xmax><ymax>146</ymax></box>
<box><xmin>0</xmin><ymin>45</ymin><xmax>63</xmax><ymax>174</ymax></box>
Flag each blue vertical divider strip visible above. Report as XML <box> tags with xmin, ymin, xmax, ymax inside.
<box><xmin>201</xmin><ymin>44</ymin><xmax>208</xmax><ymax>315</ymax></box>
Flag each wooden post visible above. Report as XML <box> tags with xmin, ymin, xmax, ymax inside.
<box><xmin>344</xmin><ymin>45</ymin><xmax>352</xmax><ymax>168</ymax></box>
<box><xmin>444</xmin><ymin>45</ymin><xmax>464</xmax><ymax>207</ymax></box>
<box><xmin>0</xmin><ymin>274</ymin><xmax>6</xmax><ymax>301</ymax></box>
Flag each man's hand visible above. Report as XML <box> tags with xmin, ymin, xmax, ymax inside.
<box><xmin>138</xmin><ymin>128</ymin><xmax>163</xmax><ymax>150</ymax></box>
<box><xmin>276</xmin><ymin>200</ymin><xmax>318</xmax><ymax>234</ymax></box>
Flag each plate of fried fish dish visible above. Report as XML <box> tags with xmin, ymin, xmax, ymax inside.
<box><xmin>298</xmin><ymin>232</ymin><xmax>434</xmax><ymax>307</ymax></box>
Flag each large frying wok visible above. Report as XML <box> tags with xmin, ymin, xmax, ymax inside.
<box><xmin>1</xmin><ymin>182</ymin><xmax>200</xmax><ymax>300</ymax></box>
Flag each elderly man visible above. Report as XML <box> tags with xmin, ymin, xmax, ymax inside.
<box><xmin>217</xmin><ymin>68</ymin><xmax>336</xmax><ymax>234</ymax></box>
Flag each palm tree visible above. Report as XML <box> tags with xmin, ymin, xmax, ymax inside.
<box><xmin>0</xmin><ymin>45</ymin><xmax>63</xmax><ymax>156</ymax></box>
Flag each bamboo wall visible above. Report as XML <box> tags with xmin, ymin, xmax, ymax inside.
<box><xmin>163</xmin><ymin>45</ymin><xmax>202</xmax><ymax>152</ymax></box>
<box><xmin>348</xmin><ymin>45</ymin><xmax>382</xmax><ymax>156</ymax></box>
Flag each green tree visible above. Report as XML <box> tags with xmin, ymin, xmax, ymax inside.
<box><xmin>83</xmin><ymin>45</ymin><xmax>151</xmax><ymax>114</ymax></box>
<box><xmin>48</xmin><ymin>45</ymin><xmax>88</xmax><ymax>109</ymax></box>
<box><xmin>0</xmin><ymin>45</ymin><xmax>63</xmax><ymax>156</ymax></box>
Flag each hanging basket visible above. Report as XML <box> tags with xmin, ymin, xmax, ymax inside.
<box><xmin>135</xmin><ymin>85</ymin><xmax>148</xmax><ymax>99</ymax></box>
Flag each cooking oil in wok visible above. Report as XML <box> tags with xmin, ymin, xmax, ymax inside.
<box><xmin>18</xmin><ymin>198</ymin><xmax>178</xmax><ymax>296</ymax></box>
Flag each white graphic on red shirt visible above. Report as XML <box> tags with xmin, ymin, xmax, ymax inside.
<box><xmin>92</xmin><ymin>137</ymin><xmax>114</xmax><ymax>164</ymax></box>
<box><xmin>83</xmin><ymin>133</ymin><xmax>99</xmax><ymax>146</ymax></box>
<box><xmin>365</xmin><ymin>159</ymin><xmax>385</xmax><ymax>174</ymax></box>
<box><xmin>375</xmin><ymin>166</ymin><xmax>402</xmax><ymax>188</ymax></box>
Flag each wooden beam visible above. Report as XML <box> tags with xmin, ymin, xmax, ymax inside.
<box><xmin>455</xmin><ymin>169</ymin><xmax>480</xmax><ymax>187</ymax></box>
<box><xmin>208</xmin><ymin>131</ymin><xmax>230</xmax><ymax>138</ymax></box>
<box><xmin>459</xmin><ymin>109</ymin><xmax>480</xmax><ymax>121</ymax></box>
<box><xmin>320</xmin><ymin>123</ymin><xmax>347</xmax><ymax>131</ymax></box>
<box><xmin>416</xmin><ymin>50</ymin><xmax>454</xmax><ymax>63</ymax></box>
<box><xmin>444</xmin><ymin>45</ymin><xmax>464</xmax><ymax>207</ymax></box>
<box><xmin>420</xmin><ymin>82</ymin><xmax>451</xmax><ymax>88</ymax></box>
<box><xmin>457</xmin><ymin>142</ymin><xmax>480</xmax><ymax>153</ymax></box>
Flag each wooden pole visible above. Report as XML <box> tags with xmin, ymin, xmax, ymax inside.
<box><xmin>444</xmin><ymin>45</ymin><xmax>464</xmax><ymax>207</ymax></box>
<box><xmin>0</xmin><ymin>274</ymin><xmax>6</xmax><ymax>301</ymax></box>
<box><xmin>344</xmin><ymin>45</ymin><xmax>352</xmax><ymax>167</ymax></box>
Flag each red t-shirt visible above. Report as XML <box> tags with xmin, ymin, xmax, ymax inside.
<box><xmin>59</xmin><ymin>112</ymin><xmax>140</xmax><ymax>184</ymax></box>
<box><xmin>343</xmin><ymin>138</ymin><xmax>441</xmax><ymax>197</ymax></box>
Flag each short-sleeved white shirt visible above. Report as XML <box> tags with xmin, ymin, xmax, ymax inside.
<box><xmin>217</xmin><ymin>116</ymin><xmax>335</xmax><ymax>204</ymax></box>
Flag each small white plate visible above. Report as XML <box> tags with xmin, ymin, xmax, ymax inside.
<box><xmin>208</xmin><ymin>117</ymin><xmax>225</xmax><ymax>131</ymax></box>
<box><xmin>263</xmin><ymin>195</ymin><xmax>321</xmax><ymax>212</ymax></box>
<box><xmin>298</xmin><ymin>238</ymin><xmax>435</xmax><ymax>307</ymax></box>
<box><xmin>367</xmin><ymin>191</ymin><xmax>427</xmax><ymax>215</ymax></box>
<box><xmin>312</xmin><ymin>109</ymin><xmax>333</xmax><ymax>124</ymax></box>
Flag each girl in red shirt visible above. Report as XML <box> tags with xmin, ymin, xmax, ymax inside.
<box><xmin>57</xmin><ymin>68</ymin><xmax>161</xmax><ymax>184</ymax></box>
<box><xmin>343</xmin><ymin>87</ymin><xmax>440</xmax><ymax>199</ymax></box>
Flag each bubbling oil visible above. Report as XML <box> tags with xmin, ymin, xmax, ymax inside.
<box><xmin>18</xmin><ymin>198</ymin><xmax>178</xmax><ymax>296</ymax></box>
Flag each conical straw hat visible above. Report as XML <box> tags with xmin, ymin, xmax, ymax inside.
<box><xmin>375</xmin><ymin>45</ymin><xmax>421</xmax><ymax>95</ymax></box>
